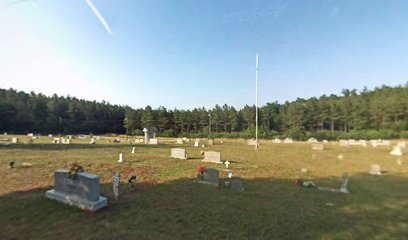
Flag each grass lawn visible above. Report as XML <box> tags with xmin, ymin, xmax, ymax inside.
<box><xmin>0</xmin><ymin>136</ymin><xmax>407</xmax><ymax>239</ymax></box>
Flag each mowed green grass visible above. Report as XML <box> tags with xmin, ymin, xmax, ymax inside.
<box><xmin>0</xmin><ymin>136</ymin><xmax>407</xmax><ymax>240</ymax></box>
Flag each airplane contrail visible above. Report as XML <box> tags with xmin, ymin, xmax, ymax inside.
<box><xmin>84</xmin><ymin>0</ymin><xmax>112</xmax><ymax>35</ymax></box>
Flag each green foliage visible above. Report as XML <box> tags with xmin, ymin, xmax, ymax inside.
<box><xmin>1</xmin><ymin>83</ymin><xmax>407</xmax><ymax>137</ymax></box>
<box><xmin>159</xmin><ymin>129</ymin><xmax>175</xmax><ymax>137</ymax></box>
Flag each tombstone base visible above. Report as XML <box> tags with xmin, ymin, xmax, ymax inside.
<box><xmin>201</xmin><ymin>160</ymin><xmax>222</xmax><ymax>164</ymax></box>
<box><xmin>45</xmin><ymin>189</ymin><xmax>108</xmax><ymax>212</ymax></box>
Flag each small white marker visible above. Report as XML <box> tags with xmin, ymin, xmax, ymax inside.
<box><xmin>118</xmin><ymin>153</ymin><xmax>123</xmax><ymax>163</ymax></box>
<box><xmin>224</xmin><ymin>160</ymin><xmax>230</xmax><ymax>168</ymax></box>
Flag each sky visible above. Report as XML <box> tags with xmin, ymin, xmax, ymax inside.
<box><xmin>1</xmin><ymin>0</ymin><xmax>408</xmax><ymax>109</ymax></box>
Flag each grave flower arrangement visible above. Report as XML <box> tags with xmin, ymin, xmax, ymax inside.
<box><xmin>68</xmin><ymin>163</ymin><xmax>84</xmax><ymax>179</ymax></box>
<box><xmin>197</xmin><ymin>166</ymin><xmax>207</xmax><ymax>181</ymax></box>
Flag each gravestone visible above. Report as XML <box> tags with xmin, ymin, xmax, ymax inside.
<box><xmin>247</xmin><ymin>139</ymin><xmax>257</xmax><ymax>146</ymax></box>
<box><xmin>202</xmin><ymin>151</ymin><xmax>222</xmax><ymax>164</ymax></box>
<box><xmin>90</xmin><ymin>138</ymin><xmax>96</xmax><ymax>144</ymax></box>
<box><xmin>27</xmin><ymin>133</ymin><xmax>34</xmax><ymax>137</ymax></box>
<box><xmin>194</xmin><ymin>141</ymin><xmax>199</xmax><ymax>147</ymax></box>
<box><xmin>272</xmin><ymin>138</ymin><xmax>281</xmax><ymax>143</ymax></box>
<box><xmin>307</xmin><ymin>138</ymin><xmax>318</xmax><ymax>143</ymax></box>
<box><xmin>131</xmin><ymin>147</ymin><xmax>135</xmax><ymax>154</ymax></box>
<box><xmin>197</xmin><ymin>168</ymin><xmax>219</xmax><ymax>186</ymax></box>
<box><xmin>339</xmin><ymin>140</ymin><xmax>349</xmax><ymax>146</ymax></box>
<box><xmin>176</xmin><ymin>138</ymin><xmax>183</xmax><ymax>144</ymax></box>
<box><xmin>112</xmin><ymin>172</ymin><xmax>120</xmax><ymax>201</ymax></box>
<box><xmin>224</xmin><ymin>160</ymin><xmax>230</xmax><ymax>168</ymax></box>
<box><xmin>118</xmin><ymin>153</ymin><xmax>124</xmax><ymax>163</ymax></box>
<box><xmin>283</xmin><ymin>138</ymin><xmax>293</xmax><ymax>144</ymax></box>
<box><xmin>369</xmin><ymin>164</ymin><xmax>381</xmax><ymax>175</ymax></box>
<box><xmin>208</xmin><ymin>139</ymin><xmax>214</xmax><ymax>145</ymax></box>
<box><xmin>143</xmin><ymin>127</ymin><xmax>157</xmax><ymax>144</ymax></box>
<box><xmin>390</xmin><ymin>146</ymin><xmax>403</xmax><ymax>156</ymax></box>
<box><xmin>182</xmin><ymin>137</ymin><xmax>187</xmax><ymax>141</ymax></box>
<box><xmin>149</xmin><ymin>139</ymin><xmax>158</xmax><ymax>145</ymax></box>
<box><xmin>312</xmin><ymin>144</ymin><xmax>324</xmax><ymax>151</ymax></box>
<box><xmin>229</xmin><ymin>177</ymin><xmax>245</xmax><ymax>192</ymax></box>
<box><xmin>322</xmin><ymin>140</ymin><xmax>328</xmax><ymax>144</ymax></box>
<box><xmin>170</xmin><ymin>148</ymin><xmax>187</xmax><ymax>159</ymax></box>
<box><xmin>11</xmin><ymin>137</ymin><xmax>18</xmax><ymax>144</ymax></box>
<box><xmin>45</xmin><ymin>170</ymin><xmax>107</xmax><ymax>211</ymax></box>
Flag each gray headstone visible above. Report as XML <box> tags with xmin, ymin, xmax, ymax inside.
<box><xmin>202</xmin><ymin>151</ymin><xmax>222</xmax><ymax>164</ymax></box>
<box><xmin>112</xmin><ymin>172</ymin><xmax>120</xmax><ymax>201</ymax></box>
<box><xmin>45</xmin><ymin>170</ymin><xmax>107</xmax><ymax>211</ymax></box>
<box><xmin>197</xmin><ymin>168</ymin><xmax>219</xmax><ymax>186</ymax></box>
<box><xmin>170</xmin><ymin>148</ymin><xmax>187</xmax><ymax>159</ymax></box>
<box><xmin>229</xmin><ymin>177</ymin><xmax>245</xmax><ymax>192</ymax></box>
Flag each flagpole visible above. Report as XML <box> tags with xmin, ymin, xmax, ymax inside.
<box><xmin>255</xmin><ymin>53</ymin><xmax>259</xmax><ymax>150</ymax></box>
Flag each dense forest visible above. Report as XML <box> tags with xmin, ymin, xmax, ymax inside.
<box><xmin>1</xmin><ymin>83</ymin><xmax>407</xmax><ymax>140</ymax></box>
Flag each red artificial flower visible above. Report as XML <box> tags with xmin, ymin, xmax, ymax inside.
<box><xmin>197</xmin><ymin>166</ymin><xmax>206</xmax><ymax>174</ymax></box>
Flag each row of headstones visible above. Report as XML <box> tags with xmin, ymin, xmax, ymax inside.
<box><xmin>170</xmin><ymin>148</ymin><xmax>229</xmax><ymax>166</ymax></box>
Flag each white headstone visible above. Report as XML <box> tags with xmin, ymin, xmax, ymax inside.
<box><xmin>90</xmin><ymin>138</ymin><xmax>96</xmax><ymax>144</ymax></box>
<box><xmin>312</xmin><ymin>144</ymin><xmax>324</xmax><ymax>151</ymax></box>
<box><xmin>149</xmin><ymin>139</ymin><xmax>158</xmax><ymax>145</ymax></box>
<box><xmin>307</xmin><ymin>138</ymin><xmax>318</xmax><ymax>143</ymax></box>
<box><xmin>118</xmin><ymin>153</ymin><xmax>124</xmax><ymax>163</ymax></box>
<box><xmin>283</xmin><ymin>138</ymin><xmax>293</xmax><ymax>144</ymax></box>
<box><xmin>339</xmin><ymin>140</ymin><xmax>349</xmax><ymax>146</ymax></box>
<box><xmin>202</xmin><ymin>151</ymin><xmax>222</xmax><ymax>164</ymax></box>
<box><xmin>390</xmin><ymin>146</ymin><xmax>403</xmax><ymax>156</ymax></box>
<box><xmin>131</xmin><ymin>147</ymin><xmax>135</xmax><ymax>154</ymax></box>
<box><xmin>369</xmin><ymin>164</ymin><xmax>381</xmax><ymax>175</ymax></box>
<box><xmin>176</xmin><ymin>138</ymin><xmax>183</xmax><ymax>144</ymax></box>
<box><xmin>170</xmin><ymin>148</ymin><xmax>187</xmax><ymax>159</ymax></box>
<box><xmin>272</xmin><ymin>138</ymin><xmax>281</xmax><ymax>143</ymax></box>
<box><xmin>224</xmin><ymin>160</ymin><xmax>230</xmax><ymax>168</ymax></box>
<box><xmin>11</xmin><ymin>137</ymin><xmax>18</xmax><ymax>143</ymax></box>
<box><xmin>194</xmin><ymin>141</ymin><xmax>199</xmax><ymax>147</ymax></box>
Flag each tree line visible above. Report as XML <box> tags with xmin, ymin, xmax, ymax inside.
<box><xmin>1</xmin><ymin>83</ymin><xmax>407</xmax><ymax>139</ymax></box>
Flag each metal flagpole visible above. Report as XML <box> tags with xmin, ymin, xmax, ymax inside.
<box><xmin>255</xmin><ymin>53</ymin><xmax>259</xmax><ymax>150</ymax></box>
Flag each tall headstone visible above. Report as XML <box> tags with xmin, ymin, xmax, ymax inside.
<box><xmin>112</xmin><ymin>172</ymin><xmax>120</xmax><ymax>201</ymax></box>
<box><xmin>131</xmin><ymin>147</ymin><xmax>135</xmax><ymax>154</ymax></box>
<box><xmin>194</xmin><ymin>141</ymin><xmax>199</xmax><ymax>147</ymax></box>
<box><xmin>143</xmin><ymin>127</ymin><xmax>157</xmax><ymax>144</ymax></box>
<box><xmin>170</xmin><ymin>148</ymin><xmax>187</xmax><ymax>159</ymax></box>
<box><xmin>202</xmin><ymin>151</ymin><xmax>222</xmax><ymax>164</ymax></box>
<box><xmin>118</xmin><ymin>153</ymin><xmax>124</xmax><ymax>163</ymax></box>
<box><xmin>45</xmin><ymin>170</ymin><xmax>107</xmax><ymax>211</ymax></box>
<box><xmin>11</xmin><ymin>137</ymin><xmax>18</xmax><ymax>144</ymax></box>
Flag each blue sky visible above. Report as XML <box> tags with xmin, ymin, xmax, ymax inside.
<box><xmin>1</xmin><ymin>0</ymin><xmax>407</xmax><ymax>109</ymax></box>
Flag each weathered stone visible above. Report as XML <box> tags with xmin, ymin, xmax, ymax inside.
<box><xmin>170</xmin><ymin>148</ymin><xmax>187</xmax><ymax>159</ymax></box>
<box><xmin>45</xmin><ymin>170</ymin><xmax>107</xmax><ymax>211</ymax></box>
<box><xmin>202</xmin><ymin>151</ymin><xmax>222</xmax><ymax>164</ymax></box>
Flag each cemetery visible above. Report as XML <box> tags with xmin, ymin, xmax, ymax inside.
<box><xmin>1</xmin><ymin>135</ymin><xmax>408</xmax><ymax>239</ymax></box>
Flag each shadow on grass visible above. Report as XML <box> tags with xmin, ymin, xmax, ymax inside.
<box><xmin>1</xmin><ymin>173</ymin><xmax>408</xmax><ymax>240</ymax></box>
